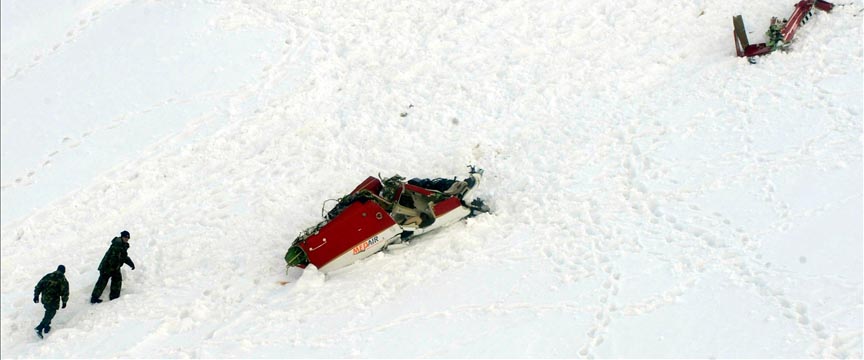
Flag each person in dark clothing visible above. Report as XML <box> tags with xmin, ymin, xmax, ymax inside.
<box><xmin>90</xmin><ymin>230</ymin><xmax>135</xmax><ymax>303</ymax></box>
<box><xmin>34</xmin><ymin>265</ymin><xmax>69</xmax><ymax>339</ymax></box>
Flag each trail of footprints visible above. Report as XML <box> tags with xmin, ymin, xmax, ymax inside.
<box><xmin>578</xmin><ymin>253</ymin><xmax>618</xmax><ymax>358</ymax></box>
<box><xmin>635</xmin><ymin>153</ymin><xmax>851</xmax><ymax>356</ymax></box>
<box><xmin>0</xmin><ymin>133</ymin><xmax>86</xmax><ymax>190</ymax></box>
<box><xmin>552</xmin><ymin>100</ymin><xmax>859</xmax><ymax>357</ymax></box>
<box><xmin>2</xmin><ymin>0</ymin><xmax>327</xmax><ymax>192</ymax></box>
<box><xmin>5</xmin><ymin>0</ymin><xmax>133</xmax><ymax>82</ymax></box>
<box><xmin>0</xmin><ymin>86</ymin><xmax>249</xmax><ymax>192</ymax></box>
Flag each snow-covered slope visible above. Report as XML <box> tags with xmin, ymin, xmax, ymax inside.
<box><xmin>2</xmin><ymin>0</ymin><xmax>862</xmax><ymax>357</ymax></box>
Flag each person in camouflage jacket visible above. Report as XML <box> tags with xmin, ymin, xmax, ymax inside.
<box><xmin>90</xmin><ymin>230</ymin><xmax>135</xmax><ymax>303</ymax></box>
<box><xmin>34</xmin><ymin>265</ymin><xmax>69</xmax><ymax>339</ymax></box>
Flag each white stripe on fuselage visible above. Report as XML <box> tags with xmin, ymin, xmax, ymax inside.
<box><xmin>318</xmin><ymin>224</ymin><xmax>402</xmax><ymax>272</ymax></box>
<box><xmin>318</xmin><ymin>203</ymin><xmax>473</xmax><ymax>272</ymax></box>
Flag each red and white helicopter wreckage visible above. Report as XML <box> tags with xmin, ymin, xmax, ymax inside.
<box><xmin>285</xmin><ymin>166</ymin><xmax>490</xmax><ymax>273</ymax></box>
<box><xmin>733</xmin><ymin>0</ymin><xmax>836</xmax><ymax>63</ymax></box>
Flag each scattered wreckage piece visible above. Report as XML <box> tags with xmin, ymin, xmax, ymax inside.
<box><xmin>285</xmin><ymin>167</ymin><xmax>490</xmax><ymax>273</ymax></box>
<box><xmin>733</xmin><ymin>0</ymin><xmax>834</xmax><ymax>63</ymax></box>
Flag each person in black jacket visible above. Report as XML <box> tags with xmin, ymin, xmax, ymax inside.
<box><xmin>90</xmin><ymin>230</ymin><xmax>135</xmax><ymax>303</ymax></box>
<box><xmin>34</xmin><ymin>265</ymin><xmax>69</xmax><ymax>338</ymax></box>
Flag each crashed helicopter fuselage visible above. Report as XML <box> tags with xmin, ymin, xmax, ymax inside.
<box><xmin>285</xmin><ymin>167</ymin><xmax>489</xmax><ymax>273</ymax></box>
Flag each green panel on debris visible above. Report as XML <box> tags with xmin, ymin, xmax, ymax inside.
<box><xmin>284</xmin><ymin>246</ymin><xmax>308</xmax><ymax>267</ymax></box>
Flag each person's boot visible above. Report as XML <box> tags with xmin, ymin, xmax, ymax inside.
<box><xmin>34</xmin><ymin>326</ymin><xmax>43</xmax><ymax>339</ymax></box>
<box><xmin>43</xmin><ymin>325</ymin><xmax>51</xmax><ymax>333</ymax></box>
<box><xmin>90</xmin><ymin>297</ymin><xmax>102</xmax><ymax>304</ymax></box>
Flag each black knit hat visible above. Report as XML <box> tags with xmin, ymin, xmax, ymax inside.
<box><xmin>57</xmin><ymin>265</ymin><xmax>65</xmax><ymax>274</ymax></box>
<box><xmin>120</xmin><ymin>230</ymin><xmax>130</xmax><ymax>238</ymax></box>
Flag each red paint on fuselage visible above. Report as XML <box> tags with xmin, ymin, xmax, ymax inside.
<box><xmin>299</xmin><ymin>200</ymin><xmax>396</xmax><ymax>269</ymax></box>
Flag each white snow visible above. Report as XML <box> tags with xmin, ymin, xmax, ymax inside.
<box><xmin>1</xmin><ymin>0</ymin><xmax>862</xmax><ymax>358</ymax></box>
